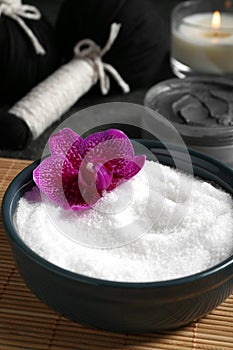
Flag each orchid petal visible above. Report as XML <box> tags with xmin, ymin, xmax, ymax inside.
<box><xmin>106</xmin><ymin>176</ymin><xmax>125</xmax><ymax>192</ymax></box>
<box><xmin>81</xmin><ymin>129</ymin><xmax>134</xmax><ymax>164</ymax></box>
<box><xmin>61</xmin><ymin>172</ymin><xmax>91</xmax><ymax>210</ymax></box>
<box><xmin>33</xmin><ymin>156</ymin><xmax>70</xmax><ymax>209</ymax></box>
<box><xmin>105</xmin><ymin>158</ymin><xmax>129</xmax><ymax>175</ymax></box>
<box><xmin>49</xmin><ymin>128</ymin><xmax>82</xmax><ymax>156</ymax></box>
<box><xmin>105</xmin><ymin>155</ymin><xmax>146</xmax><ymax>191</ymax></box>
<box><xmin>62</xmin><ymin>170</ymin><xmax>101</xmax><ymax>210</ymax></box>
<box><xmin>123</xmin><ymin>155</ymin><xmax>146</xmax><ymax>179</ymax></box>
<box><xmin>64</xmin><ymin>138</ymin><xmax>84</xmax><ymax>171</ymax></box>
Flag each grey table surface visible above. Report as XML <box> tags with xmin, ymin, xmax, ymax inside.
<box><xmin>0</xmin><ymin>0</ymin><xmax>181</xmax><ymax>160</ymax></box>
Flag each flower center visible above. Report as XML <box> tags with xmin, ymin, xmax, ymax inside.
<box><xmin>86</xmin><ymin>162</ymin><xmax>94</xmax><ymax>172</ymax></box>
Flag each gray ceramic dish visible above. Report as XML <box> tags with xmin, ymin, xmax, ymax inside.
<box><xmin>144</xmin><ymin>77</ymin><xmax>233</xmax><ymax>166</ymax></box>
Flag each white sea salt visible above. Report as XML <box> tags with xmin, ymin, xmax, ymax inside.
<box><xmin>15</xmin><ymin>160</ymin><xmax>233</xmax><ymax>282</ymax></box>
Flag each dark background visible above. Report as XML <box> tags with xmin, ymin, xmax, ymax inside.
<box><xmin>0</xmin><ymin>0</ymin><xmax>182</xmax><ymax>160</ymax></box>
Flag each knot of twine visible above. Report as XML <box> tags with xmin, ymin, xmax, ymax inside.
<box><xmin>0</xmin><ymin>0</ymin><xmax>45</xmax><ymax>55</ymax></box>
<box><xmin>74</xmin><ymin>23</ymin><xmax>130</xmax><ymax>95</ymax></box>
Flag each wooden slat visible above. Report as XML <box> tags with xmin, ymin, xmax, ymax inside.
<box><xmin>0</xmin><ymin>157</ymin><xmax>233</xmax><ymax>350</ymax></box>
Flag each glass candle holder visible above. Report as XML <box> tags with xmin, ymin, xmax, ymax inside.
<box><xmin>171</xmin><ymin>0</ymin><xmax>233</xmax><ymax>78</ymax></box>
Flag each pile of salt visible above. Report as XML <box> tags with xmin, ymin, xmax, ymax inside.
<box><xmin>15</xmin><ymin>160</ymin><xmax>233</xmax><ymax>282</ymax></box>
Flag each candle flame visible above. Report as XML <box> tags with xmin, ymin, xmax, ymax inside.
<box><xmin>211</xmin><ymin>11</ymin><xmax>221</xmax><ymax>29</ymax></box>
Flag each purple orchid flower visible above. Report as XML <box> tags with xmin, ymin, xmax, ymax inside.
<box><xmin>33</xmin><ymin>128</ymin><xmax>146</xmax><ymax>210</ymax></box>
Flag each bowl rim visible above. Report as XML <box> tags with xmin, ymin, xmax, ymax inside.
<box><xmin>2</xmin><ymin>141</ymin><xmax>233</xmax><ymax>289</ymax></box>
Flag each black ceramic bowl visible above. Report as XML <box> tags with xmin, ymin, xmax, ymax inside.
<box><xmin>2</xmin><ymin>141</ymin><xmax>233</xmax><ymax>333</ymax></box>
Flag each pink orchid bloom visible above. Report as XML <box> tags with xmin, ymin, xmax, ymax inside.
<box><xmin>33</xmin><ymin>128</ymin><xmax>146</xmax><ymax>210</ymax></box>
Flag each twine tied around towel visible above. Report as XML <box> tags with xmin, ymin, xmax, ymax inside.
<box><xmin>9</xmin><ymin>22</ymin><xmax>130</xmax><ymax>139</ymax></box>
<box><xmin>0</xmin><ymin>0</ymin><xmax>45</xmax><ymax>55</ymax></box>
<box><xmin>74</xmin><ymin>23</ymin><xmax>130</xmax><ymax>95</ymax></box>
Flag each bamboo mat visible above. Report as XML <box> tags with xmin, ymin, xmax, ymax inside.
<box><xmin>0</xmin><ymin>157</ymin><xmax>233</xmax><ymax>350</ymax></box>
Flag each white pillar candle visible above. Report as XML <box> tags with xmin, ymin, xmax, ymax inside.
<box><xmin>172</xmin><ymin>12</ymin><xmax>233</xmax><ymax>74</ymax></box>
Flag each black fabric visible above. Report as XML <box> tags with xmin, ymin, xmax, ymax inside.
<box><xmin>0</xmin><ymin>13</ymin><xmax>60</xmax><ymax>104</ymax></box>
<box><xmin>0</xmin><ymin>112</ymin><xmax>32</xmax><ymax>149</ymax></box>
<box><xmin>56</xmin><ymin>0</ymin><xmax>168</xmax><ymax>89</ymax></box>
